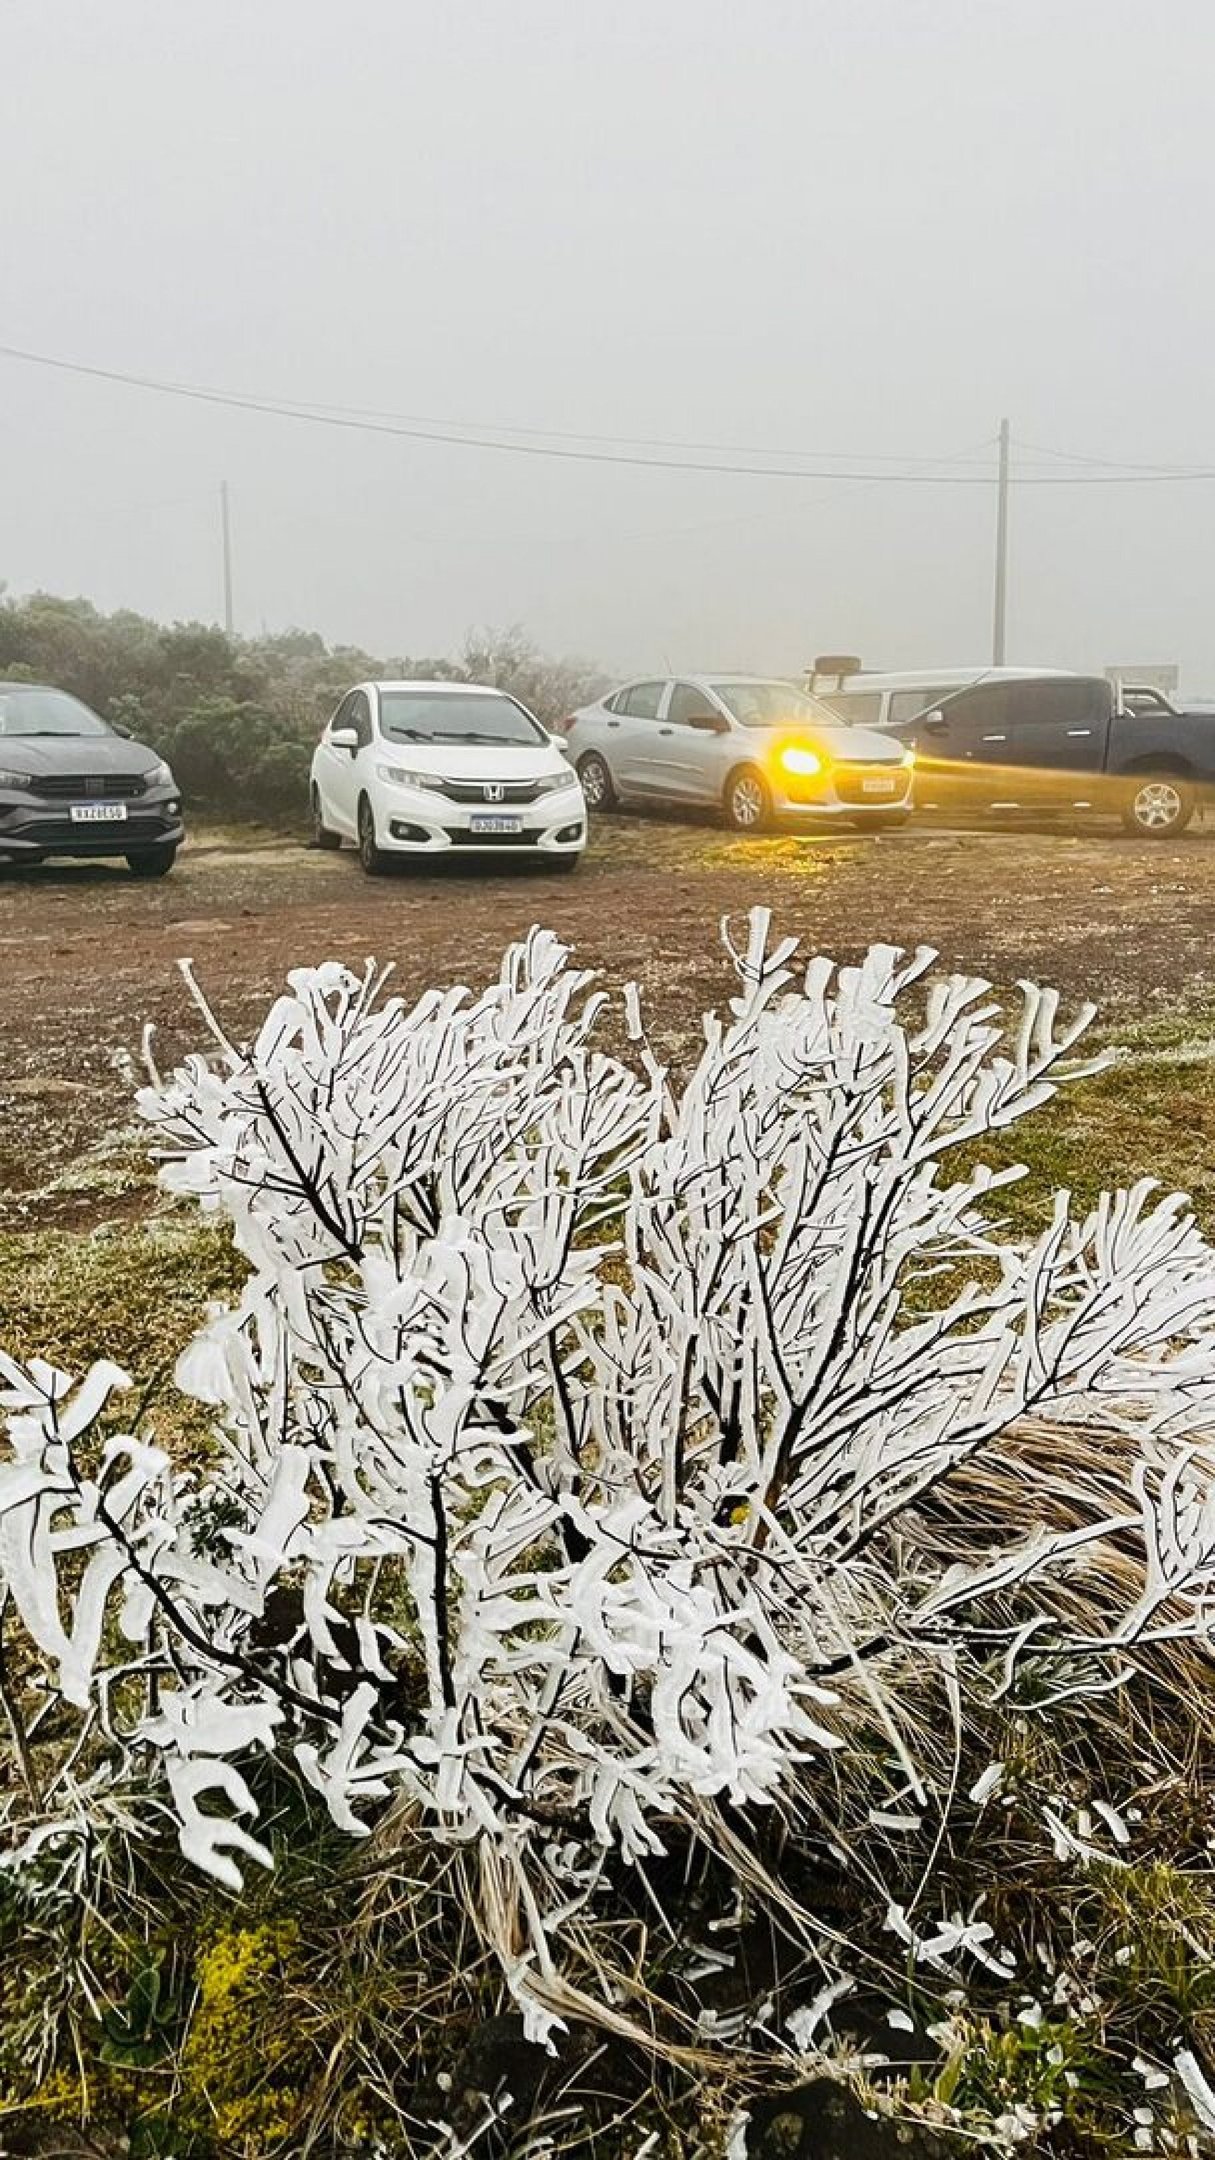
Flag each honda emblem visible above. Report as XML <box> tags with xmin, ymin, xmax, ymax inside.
<box><xmin>483</xmin><ymin>783</ymin><xmax>506</xmax><ymax>803</ymax></box>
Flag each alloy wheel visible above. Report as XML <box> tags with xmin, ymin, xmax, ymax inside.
<box><xmin>728</xmin><ymin>772</ymin><xmax>768</xmax><ymax>830</ymax></box>
<box><xmin>578</xmin><ymin>754</ymin><xmax>612</xmax><ymax>810</ymax></box>
<box><xmin>1132</xmin><ymin>780</ymin><xmax>1183</xmax><ymax>832</ymax></box>
<box><xmin>358</xmin><ymin>798</ymin><xmax>385</xmax><ymax>875</ymax></box>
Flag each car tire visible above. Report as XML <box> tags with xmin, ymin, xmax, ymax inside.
<box><xmin>577</xmin><ymin>752</ymin><xmax>616</xmax><ymax>812</ymax></box>
<box><xmin>357</xmin><ymin>794</ymin><xmax>389</xmax><ymax>876</ymax></box>
<box><xmin>312</xmin><ymin>787</ymin><xmax>342</xmax><ymax>849</ymax></box>
<box><xmin>126</xmin><ymin>844</ymin><xmax>178</xmax><ymax>879</ymax></box>
<box><xmin>723</xmin><ymin>766</ymin><xmax>772</xmax><ymax>833</ymax></box>
<box><xmin>1121</xmin><ymin>773</ymin><xmax>1196</xmax><ymax>838</ymax></box>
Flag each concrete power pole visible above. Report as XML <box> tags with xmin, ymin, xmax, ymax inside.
<box><xmin>992</xmin><ymin>418</ymin><xmax>1010</xmax><ymax>665</ymax></box>
<box><xmin>220</xmin><ymin>480</ymin><xmax>234</xmax><ymax>637</ymax></box>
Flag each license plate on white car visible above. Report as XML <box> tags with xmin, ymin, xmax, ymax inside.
<box><xmin>70</xmin><ymin>803</ymin><xmax>128</xmax><ymax>823</ymax></box>
<box><xmin>470</xmin><ymin>815</ymin><xmax>521</xmax><ymax>834</ymax></box>
<box><xmin>861</xmin><ymin>776</ymin><xmax>897</xmax><ymax>796</ymax></box>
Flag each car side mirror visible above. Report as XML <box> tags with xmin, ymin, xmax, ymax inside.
<box><xmin>688</xmin><ymin>711</ymin><xmax>729</xmax><ymax>734</ymax></box>
<box><xmin>110</xmin><ymin>723</ymin><xmax>132</xmax><ymax>740</ymax></box>
<box><xmin>546</xmin><ymin>732</ymin><xmax>572</xmax><ymax>756</ymax></box>
<box><xmin>330</xmin><ymin>727</ymin><xmax>359</xmax><ymax>751</ymax></box>
<box><xmin>921</xmin><ymin>708</ymin><xmax>948</xmax><ymax>734</ymax></box>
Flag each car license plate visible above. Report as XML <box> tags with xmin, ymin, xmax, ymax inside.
<box><xmin>861</xmin><ymin>775</ymin><xmax>897</xmax><ymax>796</ymax></box>
<box><xmin>470</xmin><ymin>815</ymin><xmax>521</xmax><ymax>834</ymax></box>
<box><xmin>70</xmin><ymin>802</ymin><xmax>128</xmax><ymax>823</ymax></box>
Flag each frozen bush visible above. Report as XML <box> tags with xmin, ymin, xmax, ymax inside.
<box><xmin>4</xmin><ymin>911</ymin><xmax>1215</xmax><ymax>2041</ymax></box>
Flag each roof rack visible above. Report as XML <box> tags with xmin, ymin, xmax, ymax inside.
<box><xmin>808</xmin><ymin>654</ymin><xmax>862</xmax><ymax>690</ymax></box>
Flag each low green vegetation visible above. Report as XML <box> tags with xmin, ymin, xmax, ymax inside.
<box><xmin>0</xmin><ymin>1217</ymin><xmax>245</xmax><ymax>1457</ymax></box>
<box><xmin>968</xmin><ymin>1034</ymin><xmax>1215</xmax><ymax>1239</ymax></box>
<box><xmin>0</xmin><ymin>592</ymin><xmax>606</xmax><ymax>820</ymax></box>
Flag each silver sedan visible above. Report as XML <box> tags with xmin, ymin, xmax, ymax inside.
<box><xmin>565</xmin><ymin>675</ymin><xmax>914</xmax><ymax>832</ymax></box>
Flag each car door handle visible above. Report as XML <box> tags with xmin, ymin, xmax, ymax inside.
<box><xmin>1066</xmin><ymin>728</ymin><xmax>1092</xmax><ymax>737</ymax></box>
<box><xmin>982</xmin><ymin>733</ymin><xmax>1008</xmax><ymax>743</ymax></box>
<box><xmin>606</xmin><ymin>720</ymin><xmax>620</xmax><ymax>729</ymax></box>
<box><xmin>658</xmin><ymin>726</ymin><xmax>674</xmax><ymax>736</ymax></box>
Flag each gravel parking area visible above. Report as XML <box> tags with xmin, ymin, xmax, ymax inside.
<box><xmin>3</xmin><ymin>811</ymin><xmax>1215</xmax><ymax>1229</ymax></box>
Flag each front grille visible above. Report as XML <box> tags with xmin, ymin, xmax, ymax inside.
<box><xmin>443</xmin><ymin>826</ymin><xmax>541</xmax><ymax>849</ymax></box>
<box><xmin>833</xmin><ymin>764</ymin><xmax>910</xmax><ymax>807</ymax></box>
<box><xmin>12</xmin><ymin>812</ymin><xmax>173</xmax><ymax>845</ymax></box>
<box><xmin>30</xmin><ymin>772</ymin><xmax>147</xmax><ymax>801</ymax></box>
<box><xmin>440</xmin><ymin>778</ymin><xmax>543</xmax><ymax>805</ymax></box>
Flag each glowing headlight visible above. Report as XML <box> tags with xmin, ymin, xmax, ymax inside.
<box><xmin>778</xmin><ymin>745</ymin><xmax>823</xmax><ymax>778</ymax></box>
<box><xmin>377</xmin><ymin>763</ymin><xmax>444</xmax><ymax>791</ymax></box>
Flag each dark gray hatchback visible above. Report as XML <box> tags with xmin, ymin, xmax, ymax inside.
<box><xmin>0</xmin><ymin>683</ymin><xmax>184</xmax><ymax>876</ymax></box>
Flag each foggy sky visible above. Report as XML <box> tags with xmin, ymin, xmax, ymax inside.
<box><xmin>4</xmin><ymin>0</ymin><xmax>1215</xmax><ymax>687</ymax></box>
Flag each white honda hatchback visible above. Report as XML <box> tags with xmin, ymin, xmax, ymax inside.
<box><xmin>310</xmin><ymin>681</ymin><xmax>586</xmax><ymax>875</ymax></box>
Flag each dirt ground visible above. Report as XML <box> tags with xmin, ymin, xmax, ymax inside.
<box><xmin>3</xmin><ymin>810</ymin><xmax>1215</xmax><ymax>1232</ymax></box>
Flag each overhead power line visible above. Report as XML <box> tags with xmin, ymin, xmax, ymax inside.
<box><xmin>1013</xmin><ymin>435</ymin><xmax>1212</xmax><ymax>477</ymax></box>
<box><xmin>180</xmin><ymin>384</ymin><xmax>1000</xmax><ymax>471</ymax></box>
<box><xmin>3</xmin><ymin>343</ymin><xmax>1215</xmax><ymax>485</ymax></box>
<box><xmin>0</xmin><ymin>342</ymin><xmax>1004</xmax><ymax>480</ymax></box>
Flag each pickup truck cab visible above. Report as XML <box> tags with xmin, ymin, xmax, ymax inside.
<box><xmin>812</xmin><ymin>667</ymin><xmax>1215</xmax><ymax>837</ymax></box>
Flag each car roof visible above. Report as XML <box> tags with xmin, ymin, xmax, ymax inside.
<box><xmin>609</xmin><ymin>673</ymin><xmax>800</xmax><ymax>689</ymax></box>
<box><xmin>822</xmin><ymin>667</ymin><xmax>1079</xmax><ymax>691</ymax></box>
<box><xmin>691</xmin><ymin>673</ymin><xmax>800</xmax><ymax>686</ymax></box>
<box><xmin>0</xmin><ymin>680</ymin><xmax>62</xmax><ymax>693</ymax></box>
<box><xmin>360</xmin><ymin>679</ymin><xmax>513</xmax><ymax>695</ymax></box>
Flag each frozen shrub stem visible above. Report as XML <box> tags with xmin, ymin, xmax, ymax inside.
<box><xmin>5</xmin><ymin>909</ymin><xmax>1215</xmax><ymax>2044</ymax></box>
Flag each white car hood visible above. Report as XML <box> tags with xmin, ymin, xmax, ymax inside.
<box><xmin>378</xmin><ymin>741</ymin><xmax>569</xmax><ymax>779</ymax></box>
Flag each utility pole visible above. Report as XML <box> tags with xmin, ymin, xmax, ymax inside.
<box><xmin>220</xmin><ymin>480</ymin><xmax>234</xmax><ymax>637</ymax></box>
<box><xmin>992</xmin><ymin>418</ymin><xmax>1010</xmax><ymax>665</ymax></box>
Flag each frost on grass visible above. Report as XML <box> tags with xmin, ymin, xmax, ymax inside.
<box><xmin>4</xmin><ymin>910</ymin><xmax>1215</xmax><ymax>2046</ymax></box>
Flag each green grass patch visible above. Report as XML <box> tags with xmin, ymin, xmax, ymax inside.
<box><xmin>0</xmin><ymin>1215</ymin><xmax>247</xmax><ymax>1457</ymax></box>
<box><xmin>959</xmin><ymin>1051</ymin><xmax>1215</xmax><ymax>1241</ymax></box>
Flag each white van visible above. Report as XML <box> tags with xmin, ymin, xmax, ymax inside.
<box><xmin>806</xmin><ymin>666</ymin><xmax>1076</xmax><ymax>732</ymax></box>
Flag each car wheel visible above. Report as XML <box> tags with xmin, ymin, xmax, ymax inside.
<box><xmin>357</xmin><ymin>794</ymin><xmax>389</xmax><ymax>876</ymax></box>
<box><xmin>1121</xmin><ymin>774</ymin><xmax>1195</xmax><ymax>838</ymax></box>
<box><xmin>577</xmin><ymin>752</ymin><xmax>615</xmax><ymax>812</ymax></box>
<box><xmin>312</xmin><ymin>786</ymin><xmax>342</xmax><ymax>849</ymax></box>
<box><xmin>126</xmin><ymin>844</ymin><xmax>178</xmax><ymax>879</ymax></box>
<box><xmin>723</xmin><ymin>766</ymin><xmax>772</xmax><ymax>833</ymax></box>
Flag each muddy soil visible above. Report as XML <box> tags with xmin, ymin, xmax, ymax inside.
<box><xmin>2</xmin><ymin>813</ymin><xmax>1214</xmax><ymax>1229</ymax></box>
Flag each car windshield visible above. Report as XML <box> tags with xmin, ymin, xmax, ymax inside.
<box><xmin>0</xmin><ymin>687</ymin><xmax>112</xmax><ymax>739</ymax></box>
<box><xmin>711</xmin><ymin>680</ymin><xmax>845</xmax><ymax>730</ymax></box>
<box><xmin>378</xmin><ymin>691</ymin><xmax>546</xmax><ymax>747</ymax></box>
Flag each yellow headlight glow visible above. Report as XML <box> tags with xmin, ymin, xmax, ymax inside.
<box><xmin>778</xmin><ymin>744</ymin><xmax>823</xmax><ymax>778</ymax></box>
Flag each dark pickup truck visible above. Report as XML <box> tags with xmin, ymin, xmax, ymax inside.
<box><xmin>884</xmin><ymin>674</ymin><xmax>1215</xmax><ymax>837</ymax></box>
